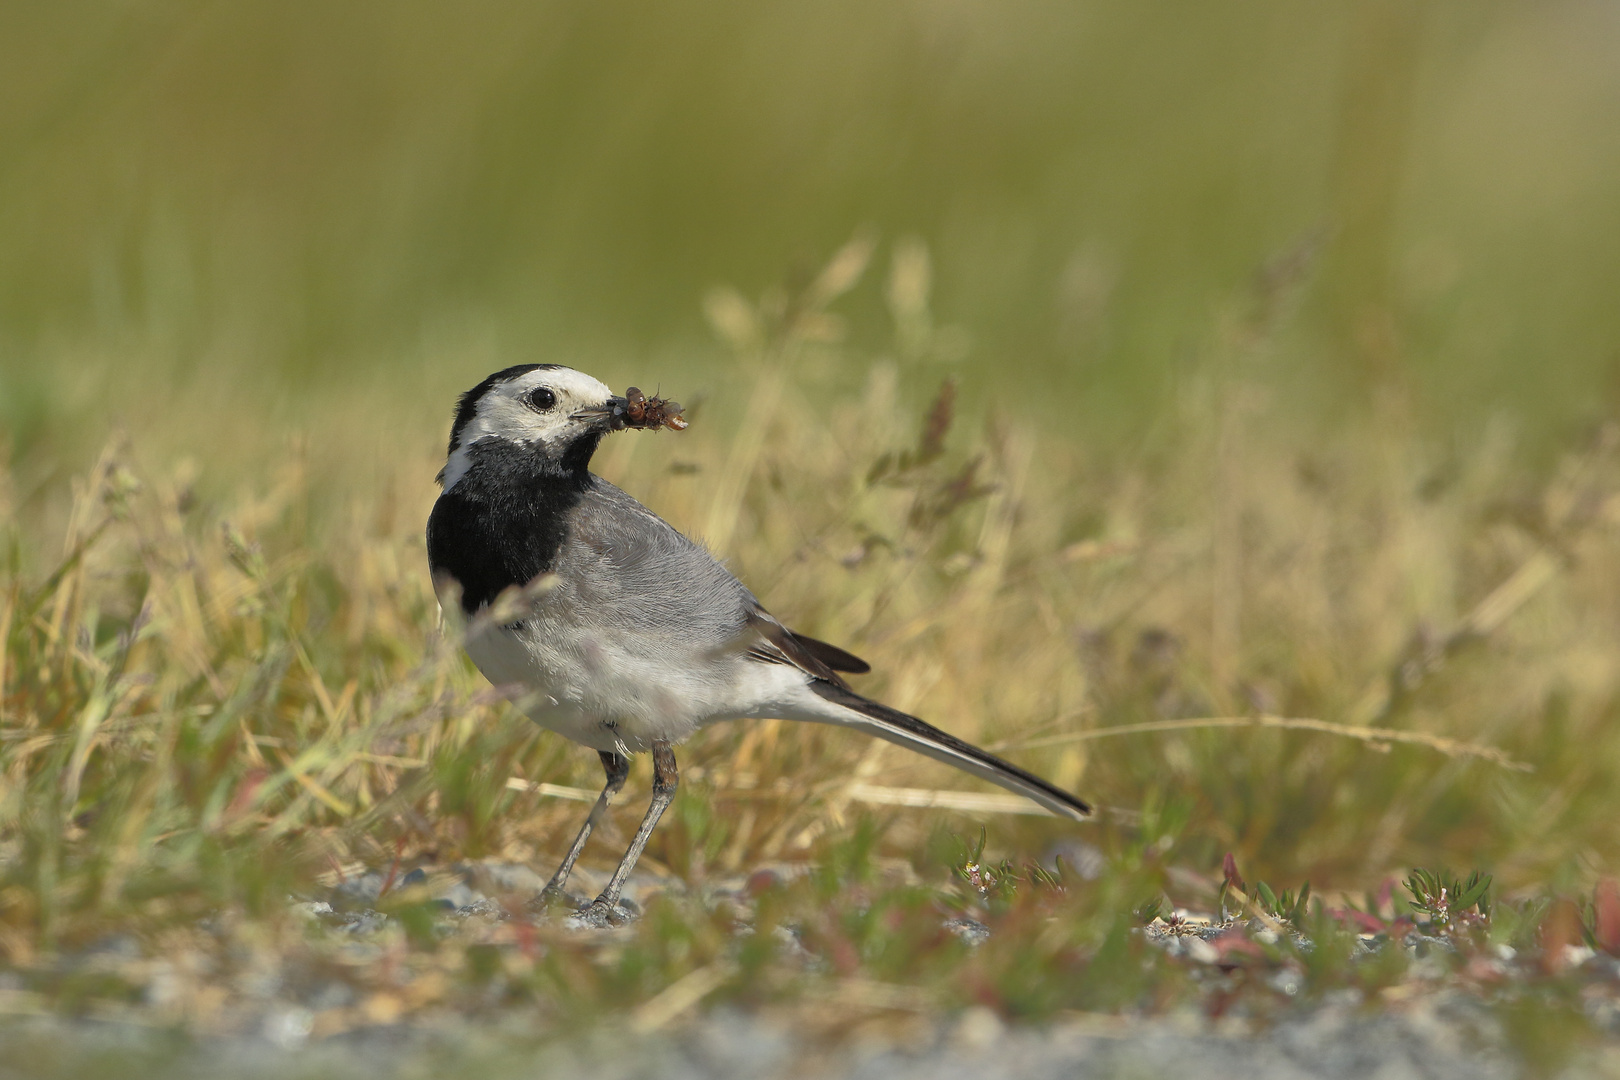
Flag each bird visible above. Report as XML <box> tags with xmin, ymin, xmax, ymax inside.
<box><xmin>426</xmin><ymin>364</ymin><xmax>1090</xmax><ymax>923</ymax></box>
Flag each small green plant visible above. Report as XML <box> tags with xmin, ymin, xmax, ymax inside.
<box><xmin>1256</xmin><ymin>880</ymin><xmax>1313</xmax><ymax>929</ymax></box>
<box><xmin>946</xmin><ymin>827</ymin><xmax>1068</xmax><ymax>909</ymax></box>
<box><xmin>1217</xmin><ymin>853</ymin><xmax>1312</xmax><ymax>928</ymax></box>
<box><xmin>1404</xmin><ymin>868</ymin><xmax>1492</xmax><ymax>928</ymax></box>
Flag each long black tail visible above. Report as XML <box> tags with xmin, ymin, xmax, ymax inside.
<box><xmin>807</xmin><ymin>682</ymin><xmax>1091</xmax><ymax>821</ymax></box>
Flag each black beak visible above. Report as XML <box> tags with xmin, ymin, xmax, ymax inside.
<box><xmin>576</xmin><ymin>396</ymin><xmax>630</xmax><ymax>431</ymax></box>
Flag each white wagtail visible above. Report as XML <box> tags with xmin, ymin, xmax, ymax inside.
<box><xmin>427</xmin><ymin>365</ymin><xmax>1090</xmax><ymax>921</ymax></box>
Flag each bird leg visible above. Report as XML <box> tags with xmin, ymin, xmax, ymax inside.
<box><xmin>580</xmin><ymin>740</ymin><xmax>678</xmax><ymax>923</ymax></box>
<box><xmin>531</xmin><ymin>749</ymin><xmax>630</xmax><ymax>909</ymax></box>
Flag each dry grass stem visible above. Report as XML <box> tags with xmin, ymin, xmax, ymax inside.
<box><xmin>629</xmin><ymin>962</ymin><xmax>737</xmax><ymax>1033</ymax></box>
<box><xmin>844</xmin><ymin>783</ymin><xmax>1068</xmax><ymax>817</ymax></box>
<box><xmin>505</xmin><ymin>778</ymin><xmax>602</xmax><ymax>803</ymax></box>
<box><xmin>1006</xmin><ymin>715</ymin><xmax>1531</xmax><ymax>772</ymax></box>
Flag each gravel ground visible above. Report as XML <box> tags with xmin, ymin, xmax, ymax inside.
<box><xmin>2</xmin><ymin>1001</ymin><xmax>1616</xmax><ymax>1080</ymax></box>
<box><xmin>4</xmin><ymin>858</ymin><xmax>1617</xmax><ymax>1079</ymax></box>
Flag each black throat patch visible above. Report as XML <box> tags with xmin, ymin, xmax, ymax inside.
<box><xmin>426</xmin><ymin>430</ymin><xmax>604</xmax><ymax>614</ymax></box>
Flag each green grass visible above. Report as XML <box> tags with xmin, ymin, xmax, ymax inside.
<box><xmin>4</xmin><ymin>244</ymin><xmax>1620</xmax><ymax>1066</ymax></box>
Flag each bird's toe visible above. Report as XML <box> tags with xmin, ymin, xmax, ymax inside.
<box><xmin>570</xmin><ymin>897</ymin><xmax>639</xmax><ymax>928</ymax></box>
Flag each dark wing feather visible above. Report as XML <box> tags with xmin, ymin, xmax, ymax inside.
<box><xmin>744</xmin><ymin>608</ymin><xmax>856</xmax><ymax>689</ymax></box>
<box><xmin>787</xmin><ymin>632</ymin><xmax>870</xmax><ymax>674</ymax></box>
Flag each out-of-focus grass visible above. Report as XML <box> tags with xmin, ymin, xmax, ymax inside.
<box><xmin>5</xmin><ymin>1</ymin><xmax>1620</xmax><ymax>467</ymax></box>
<box><xmin>3</xmin><ymin>241</ymin><xmax>1620</xmax><ymax>1055</ymax></box>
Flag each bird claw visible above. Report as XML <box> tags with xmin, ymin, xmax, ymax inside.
<box><xmin>570</xmin><ymin>898</ymin><xmax>638</xmax><ymax>928</ymax></box>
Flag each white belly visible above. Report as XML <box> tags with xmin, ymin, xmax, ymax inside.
<box><xmin>444</xmin><ymin>576</ymin><xmax>838</xmax><ymax>754</ymax></box>
<box><xmin>460</xmin><ymin>617</ymin><xmax>736</xmax><ymax>753</ymax></box>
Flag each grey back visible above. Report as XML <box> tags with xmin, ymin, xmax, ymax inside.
<box><xmin>550</xmin><ymin>476</ymin><xmax>757</xmax><ymax>648</ymax></box>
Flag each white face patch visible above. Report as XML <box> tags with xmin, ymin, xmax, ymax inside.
<box><xmin>441</xmin><ymin>367</ymin><xmax>614</xmax><ymax>490</ymax></box>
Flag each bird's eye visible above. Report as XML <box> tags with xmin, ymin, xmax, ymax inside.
<box><xmin>526</xmin><ymin>387</ymin><xmax>557</xmax><ymax>412</ymax></box>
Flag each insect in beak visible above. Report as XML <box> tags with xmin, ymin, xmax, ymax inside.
<box><xmin>580</xmin><ymin>388</ymin><xmax>688</xmax><ymax>432</ymax></box>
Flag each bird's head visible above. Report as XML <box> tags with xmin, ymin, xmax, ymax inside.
<box><xmin>439</xmin><ymin>364</ymin><xmax>626</xmax><ymax>489</ymax></box>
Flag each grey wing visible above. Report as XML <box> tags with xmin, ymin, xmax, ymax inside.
<box><xmin>554</xmin><ymin>477</ymin><xmax>759</xmax><ymax>651</ymax></box>
<box><xmin>560</xmin><ymin>476</ymin><xmax>873</xmax><ymax>678</ymax></box>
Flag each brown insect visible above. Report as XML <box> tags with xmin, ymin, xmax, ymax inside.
<box><xmin>615</xmin><ymin>386</ymin><xmax>688</xmax><ymax>431</ymax></box>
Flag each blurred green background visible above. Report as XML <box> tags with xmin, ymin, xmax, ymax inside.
<box><xmin>3</xmin><ymin>0</ymin><xmax>1620</xmax><ymax>473</ymax></box>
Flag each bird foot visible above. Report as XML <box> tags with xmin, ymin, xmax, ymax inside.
<box><xmin>568</xmin><ymin>897</ymin><xmax>639</xmax><ymax>928</ymax></box>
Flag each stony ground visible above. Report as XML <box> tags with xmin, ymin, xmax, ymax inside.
<box><xmin>3</xmin><ymin>857</ymin><xmax>1618</xmax><ymax>1080</ymax></box>
<box><xmin>1</xmin><ymin>997</ymin><xmax>1613</xmax><ymax>1080</ymax></box>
